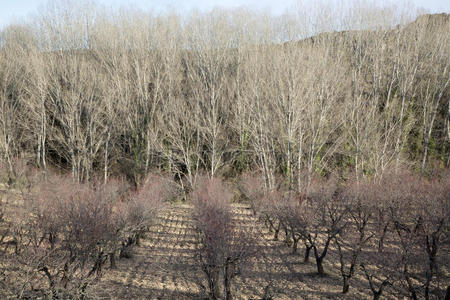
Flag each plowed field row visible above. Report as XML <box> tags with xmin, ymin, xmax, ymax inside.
<box><xmin>98</xmin><ymin>204</ymin><xmax>372</xmax><ymax>299</ymax></box>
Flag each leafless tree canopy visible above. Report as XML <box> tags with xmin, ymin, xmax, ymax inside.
<box><xmin>0</xmin><ymin>1</ymin><xmax>447</xmax><ymax>188</ymax></box>
<box><xmin>0</xmin><ymin>1</ymin><xmax>449</xmax><ymax>299</ymax></box>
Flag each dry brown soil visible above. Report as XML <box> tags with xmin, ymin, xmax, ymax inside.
<box><xmin>97</xmin><ymin>203</ymin><xmax>377</xmax><ymax>300</ymax></box>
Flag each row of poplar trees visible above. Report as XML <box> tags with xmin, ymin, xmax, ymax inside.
<box><xmin>0</xmin><ymin>0</ymin><xmax>449</xmax><ymax>189</ymax></box>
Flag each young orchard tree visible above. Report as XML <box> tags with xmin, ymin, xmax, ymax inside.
<box><xmin>192</xmin><ymin>177</ymin><xmax>255</xmax><ymax>300</ymax></box>
<box><xmin>0</xmin><ymin>187</ymin><xmax>48</xmax><ymax>299</ymax></box>
<box><xmin>303</xmin><ymin>177</ymin><xmax>348</xmax><ymax>276</ymax></box>
<box><xmin>253</xmin><ymin>177</ymin><xmax>294</xmax><ymax>244</ymax></box>
<box><xmin>334</xmin><ymin>179</ymin><xmax>376</xmax><ymax>294</ymax></box>
<box><xmin>411</xmin><ymin>176</ymin><xmax>450</xmax><ymax>299</ymax></box>
<box><xmin>238</xmin><ymin>172</ymin><xmax>266</xmax><ymax>216</ymax></box>
<box><xmin>22</xmin><ymin>175</ymin><xmax>120</xmax><ymax>298</ymax></box>
<box><xmin>360</xmin><ymin>249</ymin><xmax>400</xmax><ymax>300</ymax></box>
<box><xmin>20</xmin><ymin>171</ymin><xmax>168</xmax><ymax>297</ymax></box>
<box><xmin>380</xmin><ymin>171</ymin><xmax>421</xmax><ymax>299</ymax></box>
<box><xmin>355</xmin><ymin>174</ymin><xmax>402</xmax><ymax>300</ymax></box>
<box><xmin>355</xmin><ymin>168</ymin><xmax>450</xmax><ymax>299</ymax></box>
<box><xmin>279</xmin><ymin>194</ymin><xmax>308</xmax><ymax>255</ymax></box>
<box><xmin>379</xmin><ymin>170</ymin><xmax>448</xmax><ymax>299</ymax></box>
<box><xmin>115</xmin><ymin>173</ymin><xmax>172</xmax><ymax>260</ymax></box>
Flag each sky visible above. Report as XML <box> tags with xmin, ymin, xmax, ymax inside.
<box><xmin>0</xmin><ymin>0</ymin><xmax>449</xmax><ymax>29</ymax></box>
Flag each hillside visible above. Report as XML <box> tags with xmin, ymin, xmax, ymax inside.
<box><xmin>0</xmin><ymin>6</ymin><xmax>449</xmax><ymax>299</ymax></box>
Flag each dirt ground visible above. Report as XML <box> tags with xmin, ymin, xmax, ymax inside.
<box><xmin>97</xmin><ymin>203</ymin><xmax>381</xmax><ymax>300</ymax></box>
<box><xmin>2</xmin><ymin>184</ymin><xmax>447</xmax><ymax>299</ymax></box>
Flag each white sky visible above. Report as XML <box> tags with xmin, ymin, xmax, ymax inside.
<box><xmin>0</xmin><ymin>0</ymin><xmax>449</xmax><ymax>29</ymax></box>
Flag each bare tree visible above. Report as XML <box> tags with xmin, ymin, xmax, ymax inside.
<box><xmin>192</xmin><ymin>176</ymin><xmax>255</xmax><ymax>299</ymax></box>
<box><xmin>0</xmin><ymin>25</ymin><xmax>31</xmax><ymax>177</ymax></box>
<box><xmin>334</xmin><ymin>179</ymin><xmax>375</xmax><ymax>293</ymax></box>
<box><xmin>303</xmin><ymin>177</ymin><xmax>348</xmax><ymax>276</ymax></box>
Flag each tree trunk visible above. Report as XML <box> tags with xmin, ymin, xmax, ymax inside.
<box><xmin>373</xmin><ymin>291</ymin><xmax>382</xmax><ymax>300</ymax></box>
<box><xmin>424</xmin><ymin>233</ymin><xmax>439</xmax><ymax>300</ymax></box>
<box><xmin>208</xmin><ymin>269</ymin><xmax>219</xmax><ymax>300</ymax></box>
<box><xmin>405</xmin><ymin>273</ymin><xmax>418</xmax><ymax>300</ymax></box>
<box><xmin>224</xmin><ymin>260</ymin><xmax>233</xmax><ymax>300</ymax></box>
<box><xmin>378</xmin><ymin>224</ymin><xmax>388</xmax><ymax>253</ymax></box>
<box><xmin>203</xmin><ymin>263</ymin><xmax>219</xmax><ymax>300</ymax></box>
<box><xmin>313</xmin><ymin>242</ymin><xmax>330</xmax><ymax>276</ymax></box>
<box><xmin>317</xmin><ymin>259</ymin><xmax>324</xmax><ymax>276</ymax></box>
<box><xmin>304</xmin><ymin>244</ymin><xmax>312</xmax><ymax>263</ymax></box>
<box><xmin>283</xmin><ymin>226</ymin><xmax>290</xmax><ymax>246</ymax></box>
<box><xmin>343</xmin><ymin>276</ymin><xmax>350</xmax><ymax>294</ymax></box>
<box><xmin>292</xmin><ymin>238</ymin><xmax>298</xmax><ymax>254</ymax></box>
<box><xmin>273</xmin><ymin>221</ymin><xmax>280</xmax><ymax>241</ymax></box>
<box><xmin>135</xmin><ymin>233</ymin><xmax>141</xmax><ymax>246</ymax></box>
<box><xmin>109</xmin><ymin>252</ymin><xmax>117</xmax><ymax>269</ymax></box>
<box><xmin>41</xmin><ymin>266</ymin><xmax>58</xmax><ymax>300</ymax></box>
<box><xmin>422</xmin><ymin>135</ymin><xmax>430</xmax><ymax>171</ymax></box>
<box><xmin>104</xmin><ymin>131</ymin><xmax>110</xmax><ymax>184</ymax></box>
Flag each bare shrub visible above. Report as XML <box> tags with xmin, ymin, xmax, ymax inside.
<box><xmin>272</xmin><ymin>191</ymin><xmax>305</xmax><ymax>254</ymax></box>
<box><xmin>416</xmin><ymin>176</ymin><xmax>450</xmax><ymax>299</ymax></box>
<box><xmin>261</xmin><ymin>189</ymin><xmax>285</xmax><ymax>242</ymax></box>
<box><xmin>360</xmin><ymin>250</ymin><xmax>400</xmax><ymax>300</ymax></box>
<box><xmin>115</xmin><ymin>174</ymin><xmax>170</xmax><ymax>259</ymax></box>
<box><xmin>252</xmin><ymin>175</ymin><xmax>348</xmax><ymax>275</ymax></box>
<box><xmin>0</xmin><ymin>163</ymin><xmax>174</xmax><ymax>298</ymax></box>
<box><xmin>356</xmin><ymin>169</ymin><xmax>450</xmax><ymax>300</ymax></box>
<box><xmin>380</xmin><ymin>171</ymin><xmax>427</xmax><ymax>299</ymax></box>
<box><xmin>0</xmin><ymin>169</ymin><xmax>173</xmax><ymax>298</ymax></box>
<box><xmin>334</xmin><ymin>178</ymin><xmax>376</xmax><ymax>294</ymax></box>
<box><xmin>29</xmin><ymin>176</ymin><xmax>119</xmax><ymax>298</ymax></box>
<box><xmin>238</xmin><ymin>172</ymin><xmax>266</xmax><ymax>215</ymax></box>
<box><xmin>302</xmin><ymin>176</ymin><xmax>348</xmax><ymax>276</ymax></box>
<box><xmin>0</xmin><ymin>158</ymin><xmax>33</xmax><ymax>190</ymax></box>
<box><xmin>383</xmin><ymin>170</ymin><xmax>450</xmax><ymax>299</ymax></box>
<box><xmin>192</xmin><ymin>176</ymin><xmax>255</xmax><ymax>300</ymax></box>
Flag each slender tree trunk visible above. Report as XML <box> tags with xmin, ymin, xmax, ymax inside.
<box><xmin>109</xmin><ymin>252</ymin><xmax>116</xmax><ymax>269</ymax></box>
<box><xmin>292</xmin><ymin>235</ymin><xmax>299</xmax><ymax>254</ymax></box>
<box><xmin>304</xmin><ymin>243</ymin><xmax>312</xmax><ymax>263</ymax></box>
<box><xmin>404</xmin><ymin>268</ymin><xmax>418</xmax><ymax>300</ymax></box>
<box><xmin>104</xmin><ymin>131</ymin><xmax>110</xmax><ymax>184</ymax></box>
<box><xmin>378</xmin><ymin>222</ymin><xmax>389</xmax><ymax>253</ymax></box>
<box><xmin>343</xmin><ymin>276</ymin><xmax>350</xmax><ymax>294</ymax></box>
<box><xmin>313</xmin><ymin>245</ymin><xmax>326</xmax><ymax>276</ymax></box>
<box><xmin>316</xmin><ymin>256</ymin><xmax>324</xmax><ymax>276</ymax></box>
<box><xmin>447</xmin><ymin>98</ymin><xmax>450</xmax><ymax>167</ymax></box>
<box><xmin>41</xmin><ymin>266</ymin><xmax>58</xmax><ymax>300</ymax></box>
<box><xmin>224</xmin><ymin>259</ymin><xmax>233</xmax><ymax>300</ymax></box>
<box><xmin>273</xmin><ymin>221</ymin><xmax>281</xmax><ymax>241</ymax></box>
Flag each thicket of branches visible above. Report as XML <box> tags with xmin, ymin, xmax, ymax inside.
<box><xmin>0</xmin><ymin>1</ymin><xmax>448</xmax><ymax>190</ymax></box>
<box><xmin>241</xmin><ymin>170</ymin><xmax>450</xmax><ymax>299</ymax></box>
<box><xmin>192</xmin><ymin>176</ymin><xmax>255</xmax><ymax>300</ymax></box>
<box><xmin>0</xmin><ymin>162</ymin><xmax>173</xmax><ymax>299</ymax></box>
<box><xmin>0</xmin><ymin>2</ymin><xmax>449</xmax><ymax>298</ymax></box>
